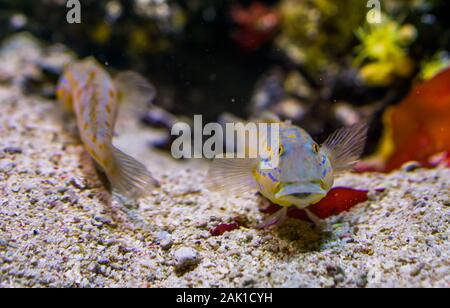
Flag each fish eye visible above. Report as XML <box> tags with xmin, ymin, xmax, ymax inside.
<box><xmin>312</xmin><ymin>143</ymin><xmax>320</xmax><ymax>154</ymax></box>
<box><xmin>278</xmin><ymin>145</ymin><xmax>284</xmax><ymax>155</ymax></box>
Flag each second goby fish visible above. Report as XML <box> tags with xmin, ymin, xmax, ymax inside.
<box><xmin>206</xmin><ymin>122</ymin><xmax>368</xmax><ymax>226</ymax></box>
<box><xmin>57</xmin><ymin>58</ymin><xmax>159</xmax><ymax>199</ymax></box>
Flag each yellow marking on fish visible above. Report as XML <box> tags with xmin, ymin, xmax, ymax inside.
<box><xmin>56</xmin><ymin>88</ymin><xmax>65</xmax><ymax>100</ymax></box>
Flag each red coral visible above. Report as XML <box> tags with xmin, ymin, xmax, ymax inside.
<box><xmin>210</xmin><ymin>223</ymin><xmax>240</xmax><ymax>236</ymax></box>
<box><xmin>231</xmin><ymin>2</ymin><xmax>279</xmax><ymax>51</ymax></box>
<box><xmin>307</xmin><ymin>187</ymin><xmax>369</xmax><ymax>219</ymax></box>
<box><xmin>262</xmin><ymin>187</ymin><xmax>371</xmax><ymax>222</ymax></box>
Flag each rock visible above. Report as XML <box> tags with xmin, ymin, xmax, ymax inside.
<box><xmin>93</xmin><ymin>215</ymin><xmax>112</xmax><ymax>225</ymax></box>
<box><xmin>10</xmin><ymin>183</ymin><xmax>21</xmax><ymax>193</ymax></box>
<box><xmin>0</xmin><ymin>161</ymin><xmax>16</xmax><ymax>173</ymax></box>
<box><xmin>401</xmin><ymin>161</ymin><xmax>422</xmax><ymax>172</ymax></box>
<box><xmin>160</xmin><ymin>237</ymin><xmax>173</xmax><ymax>251</ymax></box>
<box><xmin>97</xmin><ymin>257</ymin><xmax>110</xmax><ymax>265</ymax></box>
<box><xmin>3</xmin><ymin>146</ymin><xmax>22</xmax><ymax>154</ymax></box>
<box><xmin>157</xmin><ymin>231</ymin><xmax>173</xmax><ymax>250</ymax></box>
<box><xmin>173</xmin><ymin>247</ymin><xmax>200</xmax><ymax>275</ymax></box>
<box><xmin>69</xmin><ymin>177</ymin><xmax>87</xmax><ymax>190</ymax></box>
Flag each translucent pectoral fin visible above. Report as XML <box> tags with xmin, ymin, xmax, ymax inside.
<box><xmin>304</xmin><ymin>208</ymin><xmax>326</xmax><ymax>229</ymax></box>
<box><xmin>257</xmin><ymin>207</ymin><xmax>288</xmax><ymax>229</ymax></box>
<box><xmin>114</xmin><ymin>71</ymin><xmax>156</xmax><ymax>113</ymax></box>
<box><xmin>205</xmin><ymin>156</ymin><xmax>259</xmax><ymax>195</ymax></box>
<box><xmin>322</xmin><ymin>122</ymin><xmax>368</xmax><ymax>173</ymax></box>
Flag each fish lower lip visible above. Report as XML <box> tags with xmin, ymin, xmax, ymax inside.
<box><xmin>275</xmin><ymin>182</ymin><xmax>323</xmax><ymax>198</ymax></box>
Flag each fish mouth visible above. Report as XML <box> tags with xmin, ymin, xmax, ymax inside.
<box><xmin>290</xmin><ymin>192</ymin><xmax>312</xmax><ymax>199</ymax></box>
<box><xmin>275</xmin><ymin>181</ymin><xmax>325</xmax><ymax>199</ymax></box>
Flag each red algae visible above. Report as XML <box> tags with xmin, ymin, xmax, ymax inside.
<box><xmin>210</xmin><ymin>223</ymin><xmax>240</xmax><ymax>236</ymax></box>
<box><xmin>307</xmin><ymin>187</ymin><xmax>369</xmax><ymax>219</ymax></box>
<box><xmin>231</xmin><ymin>2</ymin><xmax>279</xmax><ymax>51</ymax></box>
<box><xmin>262</xmin><ymin>187</ymin><xmax>371</xmax><ymax>223</ymax></box>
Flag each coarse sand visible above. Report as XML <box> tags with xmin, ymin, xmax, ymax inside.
<box><xmin>0</xmin><ymin>41</ymin><xmax>449</xmax><ymax>288</ymax></box>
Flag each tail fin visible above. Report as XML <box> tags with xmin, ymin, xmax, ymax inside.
<box><xmin>109</xmin><ymin>146</ymin><xmax>159</xmax><ymax>199</ymax></box>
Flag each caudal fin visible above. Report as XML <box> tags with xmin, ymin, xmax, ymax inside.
<box><xmin>109</xmin><ymin>146</ymin><xmax>159</xmax><ymax>199</ymax></box>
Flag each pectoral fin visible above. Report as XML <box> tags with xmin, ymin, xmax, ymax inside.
<box><xmin>114</xmin><ymin>71</ymin><xmax>156</xmax><ymax>113</ymax></box>
<box><xmin>322</xmin><ymin>123</ymin><xmax>368</xmax><ymax>173</ymax></box>
<box><xmin>206</xmin><ymin>156</ymin><xmax>259</xmax><ymax>195</ymax></box>
<box><xmin>257</xmin><ymin>207</ymin><xmax>288</xmax><ymax>229</ymax></box>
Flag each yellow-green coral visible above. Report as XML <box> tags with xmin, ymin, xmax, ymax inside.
<box><xmin>354</xmin><ymin>16</ymin><xmax>417</xmax><ymax>86</ymax></box>
<box><xmin>277</xmin><ymin>0</ymin><xmax>366</xmax><ymax>74</ymax></box>
<box><xmin>383</xmin><ymin>0</ymin><xmax>431</xmax><ymax>13</ymax></box>
<box><xmin>419</xmin><ymin>51</ymin><xmax>450</xmax><ymax>80</ymax></box>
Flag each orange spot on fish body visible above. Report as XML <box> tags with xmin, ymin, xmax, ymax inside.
<box><xmin>89</xmin><ymin>70</ymin><xmax>97</xmax><ymax>81</ymax></box>
<box><xmin>56</xmin><ymin>88</ymin><xmax>65</xmax><ymax>100</ymax></box>
<box><xmin>108</xmin><ymin>89</ymin><xmax>115</xmax><ymax>100</ymax></box>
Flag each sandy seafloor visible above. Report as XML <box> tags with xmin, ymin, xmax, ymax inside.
<box><xmin>0</xmin><ymin>42</ymin><xmax>449</xmax><ymax>288</ymax></box>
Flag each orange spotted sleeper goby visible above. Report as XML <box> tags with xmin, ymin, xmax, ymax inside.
<box><xmin>57</xmin><ymin>57</ymin><xmax>159</xmax><ymax>199</ymax></box>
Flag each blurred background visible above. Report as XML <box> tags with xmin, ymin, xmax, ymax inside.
<box><xmin>0</xmin><ymin>0</ymin><xmax>449</xmax><ymax>170</ymax></box>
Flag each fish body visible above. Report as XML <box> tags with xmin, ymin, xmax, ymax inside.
<box><xmin>58</xmin><ymin>59</ymin><xmax>117</xmax><ymax>169</ymax></box>
<box><xmin>207</xmin><ymin>122</ymin><xmax>368</xmax><ymax>225</ymax></box>
<box><xmin>57</xmin><ymin>58</ymin><xmax>158</xmax><ymax>199</ymax></box>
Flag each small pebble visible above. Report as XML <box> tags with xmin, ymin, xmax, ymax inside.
<box><xmin>173</xmin><ymin>247</ymin><xmax>200</xmax><ymax>275</ymax></box>
<box><xmin>401</xmin><ymin>161</ymin><xmax>421</xmax><ymax>172</ymax></box>
<box><xmin>4</xmin><ymin>146</ymin><xmax>22</xmax><ymax>154</ymax></box>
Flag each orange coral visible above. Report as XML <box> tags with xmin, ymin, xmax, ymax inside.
<box><xmin>384</xmin><ymin>68</ymin><xmax>450</xmax><ymax>171</ymax></box>
<box><xmin>357</xmin><ymin>68</ymin><xmax>450</xmax><ymax>172</ymax></box>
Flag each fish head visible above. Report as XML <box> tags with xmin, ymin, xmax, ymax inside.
<box><xmin>270</xmin><ymin>127</ymin><xmax>334</xmax><ymax>208</ymax></box>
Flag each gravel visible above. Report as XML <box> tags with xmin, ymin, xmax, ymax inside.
<box><xmin>0</xmin><ymin>41</ymin><xmax>448</xmax><ymax>288</ymax></box>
